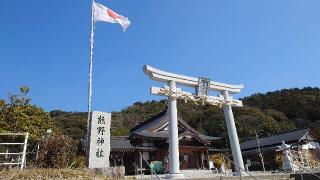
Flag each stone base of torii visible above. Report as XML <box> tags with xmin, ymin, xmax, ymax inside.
<box><xmin>144</xmin><ymin>65</ymin><xmax>245</xmax><ymax>178</ymax></box>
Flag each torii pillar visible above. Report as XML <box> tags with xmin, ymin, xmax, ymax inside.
<box><xmin>222</xmin><ymin>90</ymin><xmax>244</xmax><ymax>174</ymax></box>
<box><xmin>167</xmin><ymin>81</ymin><xmax>184</xmax><ymax>178</ymax></box>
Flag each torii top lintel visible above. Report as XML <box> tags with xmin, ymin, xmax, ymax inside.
<box><xmin>144</xmin><ymin>65</ymin><xmax>244</xmax><ymax>94</ymax></box>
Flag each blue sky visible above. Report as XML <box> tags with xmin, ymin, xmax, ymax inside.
<box><xmin>1</xmin><ymin>0</ymin><xmax>320</xmax><ymax>112</ymax></box>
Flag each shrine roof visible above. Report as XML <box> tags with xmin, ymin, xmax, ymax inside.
<box><xmin>134</xmin><ymin>131</ymin><xmax>167</xmax><ymax>139</ymax></box>
<box><xmin>111</xmin><ymin>136</ymin><xmax>135</xmax><ymax>151</ymax></box>
<box><xmin>199</xmin><ymin>134</ymin><xmax>222</xmax><ymax>141</ymax></box>
<box><xmin>111</xmin><ymin>136</ymin><xmax>158</xmax><ymax>152</ymax></box>
<box><xmin>130</xmin><ymin>110</ymin><xmax>168</xmax><ymax>133</ymax></box>
<box><xmin>129</xmin><ymin>109</ymin><xmax>221</xmax><ymax>143</ymax></box>
<box><xmin>132</xmin><ymin>131</ymin><xmax>221</xmax><ymax>142</ymax></box>
<box><xmin>240</xmin><ymin>128</ymin><xmax>320</xmax><ymax>151</ymax></box>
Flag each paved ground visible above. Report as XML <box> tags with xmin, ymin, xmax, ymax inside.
<box><xmin>127</xmin><ymin>170</ymin><xmax>294</xmax><ymax>179</ymax></box>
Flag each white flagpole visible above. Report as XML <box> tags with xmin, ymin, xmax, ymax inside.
<box><xmin>87</xmin><ymin>0</ymin><xmax>95</xmax><ymax>146</ymax></box>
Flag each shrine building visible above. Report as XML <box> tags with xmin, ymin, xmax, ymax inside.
<box><xmin>110</xmin><ymin>109</ymin><xmax>221</xmax><ymax>175</ymax></box>
<box><xmin>240</xmin><ymin>128</ymin><xmax>320</xmax><ymax>171</ymax></box>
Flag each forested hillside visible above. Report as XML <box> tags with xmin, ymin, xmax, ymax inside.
<box><xmin>49</xmin><ymin>87</ymin><xmax>320</xmax><ymax>148</ymax></box>
<box><xmin>243</xmin><ymin>87</ymin><xmax>320</xmax><ymax>130</ymax></box>
<box><xmin>2</xmin><ymin>87</ymin><xmax>319</xmax><ymax>150</ymax></box>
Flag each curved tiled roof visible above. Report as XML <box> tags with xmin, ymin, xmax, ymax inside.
<box><xmin>111</xmin><ymin>137</ymin><xmax>135</xmax><ymax>151</ymax></box>
<box><xmin>129</xmin><ymin>109</ymin><xmax>221</xmax><ymax>143</ymax></box>
<box><xmin>240</xmin><ymin>128</ymin><xmax>315</xmax><ymax>151</ymax></box>
<box><xmin>130</xmin><ymin>110</ymin><xmax>168</xmax><ymax>132</ymax></box>
<box><xmin>111</xmin><ymin>136</ymin><xmax>157</xmax><ymax>151</ymax></box>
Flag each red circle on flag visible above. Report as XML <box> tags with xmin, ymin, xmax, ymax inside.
<box><xmin>107</xmin><ymin>9</ymin><xmax>118</xmax><ymax>19</ymax></box>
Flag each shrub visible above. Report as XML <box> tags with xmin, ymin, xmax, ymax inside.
<box><xmin>36</xmin><ymin>132</ymin><xmax>71</xmax><ymax>168</ymax></box>
<box><xmin>0</xmin><ymin>168</ymin><xmax>105</xmax><ymax>179</ymax></box>
<box><xmin>275</xmin><ymin>154</ymin><xmax>283</xmax><ymax>169</ymax></box>
<box><xmin>214</xmin><ymin>158</ymin><xmax>223</xmax><ymax>169</ymax></box>
<box><xmin>70</xmin><ymin>156</ymin><xmax>86</xmax><ymax>168</ymax></box>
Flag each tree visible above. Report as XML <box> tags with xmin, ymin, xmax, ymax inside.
<box><xmin>0</xmin><ymin>87</ymin><xmax>53</xmax><ymax>141</ymax></box>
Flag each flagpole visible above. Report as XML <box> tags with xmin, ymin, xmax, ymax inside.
<box><xmin>87</xmin><ymin>0</ymin><xmax>95</xmax><ymax>149</ymax></box>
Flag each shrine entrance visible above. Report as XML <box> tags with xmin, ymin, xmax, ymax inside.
<box><xmin>179</xmin><ymin>146</ymin><xmax>209</xmax><ymax>170</ymax></box>
<box><xmin>144</xmin><ymin>65</ymin><xmax>245</xmax><ymax>177</ymax></box>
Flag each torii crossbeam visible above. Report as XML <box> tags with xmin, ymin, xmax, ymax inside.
<box><xmin>144</xmin><ymin>65</ymin><xmax>245</xmax><ymax>177</ymax></box>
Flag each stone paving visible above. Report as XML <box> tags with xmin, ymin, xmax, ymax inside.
<box><xmin>128</xmin><ymin>170</ymin><xmax>294</xmax><ymax>180</ymax></box>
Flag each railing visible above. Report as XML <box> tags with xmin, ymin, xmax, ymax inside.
<box><xmin>139</xmin><ymin>152</ymin><xmax>161</xmax><ymax>180</ymax></box>
<box><xmin>220</xmin><ymin>153</ymin><xmax>258</xmax><ymax>180</ymax></box>
<box><xmin>0</xmin><ymin>132</ymin><xmax>29</xmax><ymax>169</ymax></box>
<box><xmin>288</xmin><ymin>158</ymin><xmax>320</xmax><ymax>179</ymax></box>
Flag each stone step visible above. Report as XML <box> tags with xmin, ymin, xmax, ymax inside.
<box><xmin>131</xmin><ymin>174</ymin><xmax>295</xmax><ymax>180</ymax></box>
<box><xmin>130</xmin><ymin>172</ymin><xmax>301</xmax><ymax>180</ymax></box>
<box><xmin>182</xmin><ymin>174</ymin><xmax>293</xmax><ymax>180</ymax></box>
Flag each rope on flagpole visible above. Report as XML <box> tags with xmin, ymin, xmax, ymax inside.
<box><xmin>87</xmin><ymin>0</ymin><xmax>95</xmax><ymax>158</ymax></box>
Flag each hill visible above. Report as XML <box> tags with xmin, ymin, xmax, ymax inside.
<box><xmin>242</xmin><ymin>87</ymin><xmax>320</xmax><ymax>130</ymax></box>
<box><xmin>49</xmin><ymin>87</ymin><xmax>320</xmax><ymax>148</ymax></box>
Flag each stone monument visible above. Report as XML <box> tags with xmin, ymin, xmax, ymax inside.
<box><xmin>87</xmin><ymin>111</ymin><xmax>111</xmax><ymax>168</ymax></box>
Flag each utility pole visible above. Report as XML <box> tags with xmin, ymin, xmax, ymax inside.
<box><xmin>255</xmin><ymin>130</ymin><xmax>265</xmax><ymax>172</ymax></box>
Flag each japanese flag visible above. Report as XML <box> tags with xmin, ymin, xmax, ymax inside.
<box><xmin>93</xmin><ymin>2</ymin><xmax>131</xmax><ymax>32</ymax></box>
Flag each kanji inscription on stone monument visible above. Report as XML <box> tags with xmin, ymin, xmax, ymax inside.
<box><xmin>87</xmin><ymin>111</ymin><xmax>111</xmax><ymax>168</ymax></box>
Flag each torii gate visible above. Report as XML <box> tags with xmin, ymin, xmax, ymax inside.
<box><xmin>144</xmin><ymin>65</ymin><xmax>245</xmax><ymax>178</ymax></box>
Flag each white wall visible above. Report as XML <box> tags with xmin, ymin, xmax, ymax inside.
<box><xmin>301</xmin><ymin>134</ymin><xmax>320</xmax><ymax>149</ymax></box>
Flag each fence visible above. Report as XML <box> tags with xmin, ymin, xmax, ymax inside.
<box><xmin>138</xmin><ymin>152</ymin><xmax>161</xmax><ymax>180</ymax></box>
<box><xmin>0</xmin><ymin>132</ymin><xmax>29</xmax><ymax>169</ymax></box>
<box><xmin>220</xmin><ymin>153</ymin><xmax>258</xmax><ymax>180</ymax></box>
